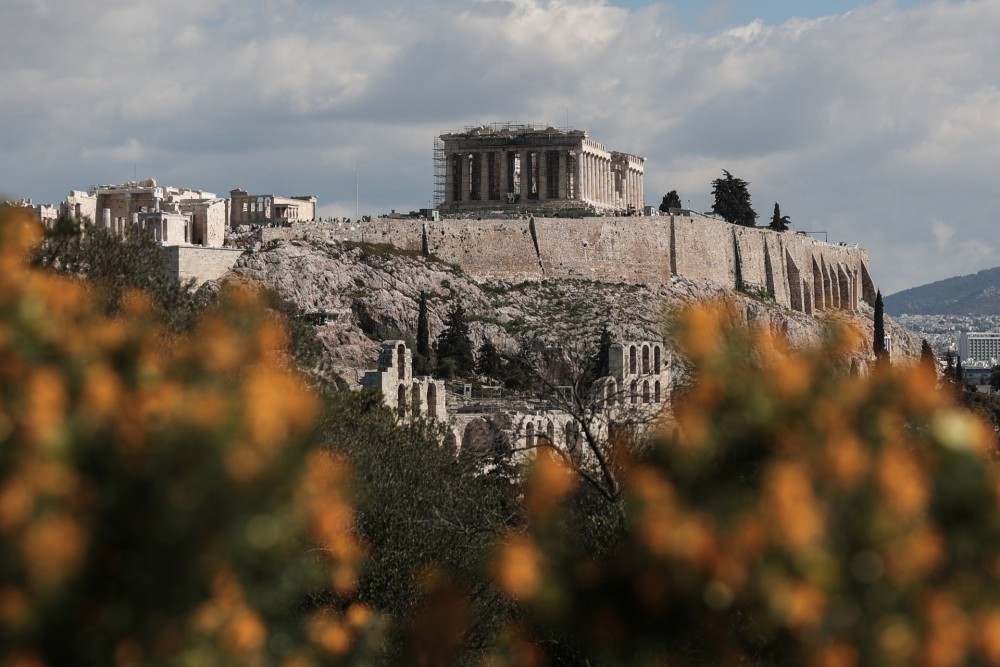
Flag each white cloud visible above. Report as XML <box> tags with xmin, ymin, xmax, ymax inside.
<box><xmin>1</xmin><ymin>0</ymin><xmax>999</xmax><ymax>293</ymax></box>
<box><xmin>932</xmin><ymin>220</ymin><xmax>956</xmax><ymax>250</ymax></box>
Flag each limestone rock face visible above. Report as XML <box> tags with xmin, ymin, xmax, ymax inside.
<box><xmin>231</xmin><ymin>239</ymin><xmax>921</xmax><ymax>385</ymax></box>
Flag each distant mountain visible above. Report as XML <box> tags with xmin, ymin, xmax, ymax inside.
<box><xmin>885</xmin><ymin>266</ymin><xmax>1000</xmax><ymax>316</ymax></box>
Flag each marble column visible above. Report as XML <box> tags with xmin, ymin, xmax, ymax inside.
<box><xmin>499</xmin><ymin>151</ymin><xmax>509</xmax><ymax>199</ymax></box>
<box><xmin>460</xmin><ymin>154</ymin><xmax>471</xmax><ymax>202</ymax></box>
<box><xmin>537</xmin><ymin>151</ymin><xmax>548</xmax><ymax>201</ymax></box>
<box><xmin>558</xmin><ymin>150</ymin><xmax>568</xmax><ymax>200</ymax></box>
<box><xmin>519</xmin><ymin>150</ymin><xmax>530</xmax><ymax>200</ymax></box>
<box><xmin>479</xmin><ymin>152</ymin><xmax>490</xmax><ymax>201</ymax></box>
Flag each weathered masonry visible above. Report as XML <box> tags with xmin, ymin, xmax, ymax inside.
<box><xmin>262</xmin><ymin>213</ymin><xmax>876</xmax><ymax>315</ymax></box>
<box><xmin>437</xmin><ymin>124</ymin><xmax>644</xmax><ymax>215</ymax></box>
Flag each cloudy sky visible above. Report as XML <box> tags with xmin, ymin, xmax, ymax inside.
<box><xmin>1</xmin><ymin>0</ymin><xmax>996</xmax><ymax>294</ymax></box>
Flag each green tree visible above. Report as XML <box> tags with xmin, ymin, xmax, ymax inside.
<box><xmin>873</xmin><ymin>290</ymin><xmax>888</xmax><ymax>363</ymax></box>
<box><xmin>711</xmin><ymin>170</ymin><xmax>757</xmax><ymax>227</ymax></box>
<box><xmin>319</xmin><ymin>390</ymin><xmax>516</xmax><ymax>663</ymax></box>
<box><xmin>659</xmin><ymin>190</ymin><xmax>682</xmax><ymax>213</ymax></box>
<box><xmin>477</xmin><ymin>339</ymin><xmax>504</xmax><ymax>380</ymax></box>
<box><xmin>920</xmin><ymin>339</ymin><xmax>937</xmax><ymax>375</ymax></box>
<box><xmin>990</xmin><ymin>365</ymin><xmax>1000</xmax><ymax>393</ymax></box>
<box><xmin>589</xmin><ymin>327</ymin><xmax>613</xmax><ymax>381</ymax></box>
<box><xmin>414</xmin><ymin>291</ymin><xmax>432</xmax><ymax>375</ymax></box>
<box><xmin>434</xmin><ymin>301</ymin><xmax>475</xmax><ymax>378</ymax></box>
<box><xmin>769</xmin><ymin>202</ymin><xmax>790</xmax><ymax>231</ymax></box>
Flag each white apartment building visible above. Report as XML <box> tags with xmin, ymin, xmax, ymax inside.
<box><xmin>958</xmin><ymin>331</ymin><xmax>1000</xmax><ymax>363</ymax></box>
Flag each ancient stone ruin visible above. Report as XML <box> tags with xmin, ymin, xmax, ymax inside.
<box><xmin>437</xmin><ymin>123</ymin><xmax>644</xmax><ymax>216</ymax></box>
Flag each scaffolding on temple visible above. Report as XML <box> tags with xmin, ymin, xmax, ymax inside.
<box><xmin>433</xmin><ymin>136</ymin><xmax>446</xmax><ymax>208</ymax></box>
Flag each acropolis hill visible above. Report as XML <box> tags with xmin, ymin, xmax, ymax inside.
<box><xmin>263</xmin><ymin>123</ymin><xmax>874</xmax><ymax>316</ymax></box>
<box><xmin>263</xmin><ymin>213</ymin><xmax>874</xmax><ymax>316</ymax></box>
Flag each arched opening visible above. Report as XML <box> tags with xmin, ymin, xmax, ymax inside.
<box><xmin>629</xmin><ymin>346</ymin><xmax>637</xmax><ymax>375</ymax></box>
<box><xmin>813</xmin><ymin>259</ymin><xmax>824</xmax><ymax>311</ymax></box>
<box><xmin>654</xmin><ymin>346</ymin><xmax>661</xmax><ymax>374</ymax></box>
<box><xmin>525</xmin><ymin>422</ymin><xmax>535</xmax><ymax>449</ymax></box>
<box><xmin>397</xmin><ymin>343</ymin><xmax>406</xmax><ymax>380</ymax></box>
<box><xmin>546</xmin><ymin>421</ymin><xmax>555</xmax><ymax>445</ymax></box>
<box><xmin>654</xmin><ymin>381</ymin><xmax>661</xmax><ymax>403</ymax></box>
<box><xmin>411</xmin><ymin>384</ymin><xmax>421</xmax><ymax>416</ymax></box>
<box><xmin>427</xmin><ymin>383</ymin><xmax>437</xmax><ymax>418</ymax></box>
<box><xmin>642</xmin><ymin>345</ymin><xmax>650</xmax><ymax>374</ymax></box>
<box><xmin>785</xmin><ymin>252</ymin><xmax>803</xmax><ymax>313</ymax></box>
<box><xmin>397</xmin><ymin>385</ymin><xmax>406</xmax><ymax>419</ymax></box>
<box><xmin>838</xmin><ymin>266</ymin><xmax>852</xmax><ymax>311</ymax></box>
<box><xmin>605</xmin><ymin>379</ymin><xmax>616</xmax><ymax>406</ymax></box>
<box><xmin>630</xmin><ymin>380</ymin><xmax>638</xmax><ymax>405</ymax></box>
<box><xmin>642</xmin><ymin>380</ymin><xmax>650</xmax><ymax>404</ymax></box>
<box><xmin>461</xmin><ymin>418</ymin><xmax>506</xmax><ymax>461</ymax></box>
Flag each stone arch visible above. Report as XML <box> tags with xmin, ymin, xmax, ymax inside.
<box><xmin>630</xmin><ymin>380</ymin><xmax>638</xmax><ymax>405</ymax></box>
<box><xmin>546</xmin><ymin>420</ymin><xmax>555</xmax><ymax>445</ymax></box>
<box><xmin>654</xmin><ymin>380</ymin><xmax>662</xmax><ymax>403</ymax></box>
<box><xmin>397</xmin><ymin>343</ymin><xmax>406</xmax><ymax>380</ymax></box>
<box><xmin>812</xmin><ymin>258</ymin><xmax>825</xmax><ymax>311</ymax></box>
<box><xmin>525</xmin><ymin>422</ymin><xmax>535</xmax><ymax>448</ymax></box>
<box><xmin>838</xmin><ymin>265</ymin><xmax>852</xmax><ymax>311</ymax></box>
<box><xmin>629</xmin><ymin>345</ymin><xmax>637</xmax><ymax>375</ymax></box>
<box><xmin>427</xmin><ymin>383</ymin><xmax>437</xmax><ymax>418</ymax></box>
<box><xmin>785</xmin><ymin>251</ymin><xmax>803</xmax><ymax>313</ymax></box>
<box><xmin>411</xmin><ymin>384</ymin><xmax>422</xmax><ymax>416</ymax></box>
<box><xmin>642</xmin><ymin>380</ymin><xmax>650</xmax><ymax>404</ymax></box>
<box><xmin>654</xmin><ymin>346</ymin><xmax>661</xmax><ymax>374</ymax></box>
<box><xmin>860</xmin><ymin>262</ymin><xmax>877</xmax><ymax>306</ymax></box>
<box><xmin>605</xmin><ymin>378</ymin><xmax>617</xmax><ymax>406</ymax></box>
<box><xmin>642</xmin><ymin>345</ymin><xmax>650</xmax><ymax>374</ymax></box>
<box><xmin>827</xmin><ymin>265</ymin><xmax>838</xmax><ymax>309</ymax></box>
<box><xmin>461</xmin><ymin>418</ymin><xmax>506</xmax><ymax>460</ymax></box>
<box><xmin>397</xmin><ymin>385</ymin><xmax>406</xmax><ymax>419</ymax></box>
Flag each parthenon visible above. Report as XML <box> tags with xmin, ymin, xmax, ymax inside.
<box><xmin>437</xmin><ymin>124</ymin><xmax>645</xmax><ymax>215</ymax></box>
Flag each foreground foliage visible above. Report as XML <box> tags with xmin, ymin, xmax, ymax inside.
<box><xmin>0</xmin><ymin>207</ymin><xmax>373</xmax><ymax>665</ymax></box>
<box><xmin>4</xmin><ymin>203</ymin><xmax>1000</xmax><ymax>666</ymax></box>
<box><xmin>493</xmin><ymin>305</ymin><xmax>1000</xmax><ymax>665</ymax></box>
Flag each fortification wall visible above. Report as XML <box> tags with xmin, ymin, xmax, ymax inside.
<box><xmin>532</xmin><ymin>217</ymin><xmax>671</xmax><ymax>284</ymax></box>
<box><xmin>162</xmin><ymin>246</ymin><xmax>245</xmax><ymax>285</ymax></box>
<box><xmin>260</xmin><ymin>214</ymin><xmax>873</xmax><ymax>314</ymax></box>
<box><xmin>425</xmin><ymin>220</ymin><xmax>542</xmax><ymax>282</ymax></box>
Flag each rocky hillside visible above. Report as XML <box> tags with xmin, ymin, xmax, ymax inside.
<box><xmin>886</xmin><ymin>266</ymin><xmax>1000</xmax><ymax>316</ymax></box>
<box><xmin>231</xmin><ymin>238</ymin><xmax>920</xmax><ymax>384</ymax></box>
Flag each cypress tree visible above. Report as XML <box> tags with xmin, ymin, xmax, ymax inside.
<box><xmin>415</xmin><ymin>291</ymin><xmax>431</xmax><ymax>374</ymax></box>
<box><xmin>920</xmin><ymin>339</ymin><xmax>936</xmax><ymax>375</ymax></box>
<box><xmin>477</xmin><ymin>340</ymin><xmax>503</xmax><ymax>379</ymax></box>
<box><xmin>435</xmin><ymin>301</ymin><xmax>475</xmax><ymax>378</ymax></box>
<box><xmin>769</xmin><ymin>202</ymin><xmax>790</xmax><ymax>232</ymax></box>
<box><xmin>590</xmin><ymin>327</ymin><xmax>613</xmax><ymax>381</ymax></box>
<box><xmin>873</xmin><ymin>290</ymin><xmax>887</xmax><ymax>363</ymax></box>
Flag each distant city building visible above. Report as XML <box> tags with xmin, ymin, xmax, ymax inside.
<box><xmin>958</xmin><ymin>331</ymin><xmax>1000</xmax><ymax>364</ymax></box>
<box><xmin>436</xmin><ymin>123</ymin><xmax>644</xmax><ymax>215</ymax></box>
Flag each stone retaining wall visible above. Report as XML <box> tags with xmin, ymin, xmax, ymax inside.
<box><xmin>260</xmin><ymin>214</ymin><xmax>873</xmax><ymax>313</ymax></box>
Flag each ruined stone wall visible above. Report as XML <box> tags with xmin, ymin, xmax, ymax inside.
<box><xmin>162</xmin><ymin>246</ymin><xmax>245</xmax><ymax>285</ymax></box>
<box><xmin>260</xmin><ymin>214</ymin><xmax>873</xmax><ymax>313</ymax></box>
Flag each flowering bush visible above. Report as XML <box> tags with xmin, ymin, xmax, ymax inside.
<box><xmin>0</xmin><ymin>206</ymin><xmax>374</xmax><ymax>666</ymax></box>
<box><xmin>493</xmin><ymin>304</ymin><xmax>1000</xmax><ymax>666</ymax></box>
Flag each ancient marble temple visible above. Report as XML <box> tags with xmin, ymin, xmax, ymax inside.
<box><xmin>438</xmin><ymin>124</ymin><xmax>644</xmax><ymax>215</ymax></box>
